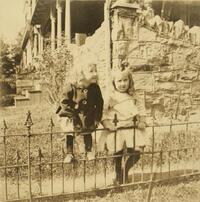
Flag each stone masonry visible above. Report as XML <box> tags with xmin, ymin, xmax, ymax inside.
<box><xmin>69</xmin><ymin>0</ymin><xmax>200</xmax><ymax>120</ymax></box>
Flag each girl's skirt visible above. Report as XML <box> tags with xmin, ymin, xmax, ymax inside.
<box><xmin>98</xmin><ymin>127</ymin><xmax>151</xmax><ymax>152</ymax></box>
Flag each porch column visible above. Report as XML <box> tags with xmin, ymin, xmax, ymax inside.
<box><xmin>40</xmin><ymin>35</ymin><xmax>44</xmax><ymax>53</ymax></box>
<box><xmin>24</xmin><ymin>50</ymin><xmax>27</xmax><ymax>68</ymax></box>
<box><xmin>50</xmin><ymin>6</ymin><xmax>56</xmax><ymax>51</ymax></box>
<box><xmin>36</xmin><ymin>25</ymin><xmax>41</xmax><ymax>54</ymax></box>
<box><xmin>56</xmin><ymin>0</ymin><xmax>63</xmax><ymax>47</ymax></box>
<box><xmin>33</xmin><ymin>27</ymin><xmax>38</xmax><ymax>57</ymax></box>
<box><xmin>65</xmin><ymin>0</ymin><xmax>71</xmax><ymax>44</ymax></box>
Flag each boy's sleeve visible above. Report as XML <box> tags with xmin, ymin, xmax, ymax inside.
<box><xmin>62</xmin><ymin>83</ymin><xmax>73</xmax><ymax>100</ymax></box>
<box><xmin>57</xmin><ymin>83</ymin><xmax>75</xmax><ymax>118</ymax></box>
<box><xmin>56</xmin><ymin>105</ymin><xmax>62</xmax><ymax>114</ymax></box>
<box><xmin>95</xmin><ymin>85</ymin><xmax>104</xmax><ymax>122</ymax></box>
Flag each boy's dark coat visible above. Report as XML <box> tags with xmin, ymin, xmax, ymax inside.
<box><xmin>57</xmin><ymin>83</ymin><xmax>104</xmax><ymax>131</ymax></box>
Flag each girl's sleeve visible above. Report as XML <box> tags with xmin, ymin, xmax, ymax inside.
<box><xmin>101</xmin><ymin>93</ymin><xmax>116</xmax><ymax>121</ymax></box>
<box><xmin>134</xmin><ymin>91</ymin><xmax>146</xmax><ymax>117</ymax></box>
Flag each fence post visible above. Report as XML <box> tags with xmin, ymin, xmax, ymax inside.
<box><xmin>103</xmin><ymin>143</ymin><xmax>108</xmax><ymax>187</ymax></box>
<box><xmin>15</xmin><ymin>150</ymin><xmax>21</xmax><ymax>199</ymax></box>
<box><xmin>37</xmin><ymin>147</ymin><xmax>43</xmax><ymax>195</ymax></box>
<box><xmin>122</xmin><ymin>141</ymin><xmax>128</xmax><ymax>184</ymax></box>
<box><xmin>2</xmin><ymin>120</ymin><xmax>8</xmax><ymax>201</ymax></box>
<box><xmin>132</xmin><ymin>116</ymin><xmax>137</xmax><ymax>182</ymax></box>
<box><xmin>94</xmin><ymin>128</ymin><xmax>97</xmax><ymax>190</ymax></box>
<box><xmin>147</xmin><ymin>117</ymin><xmax>155</xmax><ymax>202</ymax></box>
<box><xmin>168</xmin><ymin>150</ymin><xmax>171</xmax><ymax>178</ymax></box>
<box><xmin>170</xmin><ymin>112</ymin><xmax>173</xmax><ymax>133</ymax></box>
<box><xmin>185</xmin><ymin>109</ymin><xmax>190</xmax><ymax>131</ymax></box>
<box><xmin>184</xmin><ymin>148</ymin><xmax>188</xmax><ymax>176</ymax></box>
<box><xmin>61</xmin><ymin>146</ymin><xmax>65</xmax><ymax>193</ymax></box>
<box><xmin>140</xmin><ymin>145</ymin><xmax>145</xmax><ymax>182</ymax></box>
<box><xmin>24</xmin><ymin>111</ymin><xmax>33</xmax><ymax>202</ymax></box>
<box><xmin>113</xmin><ymin>114</ymin><xmax>118</xmax><ymax>153</ymax></box>
<box><xmin>133</xmin><ymin>116</ymin><xmax>137</xmax><ymax>150</ymax></box>
<box><xmin>49</xmin><ymin>118</ymin><xmax>55</xmax><ymax>196</ymax></box>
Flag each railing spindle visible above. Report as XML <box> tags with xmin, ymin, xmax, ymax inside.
<box><xmin>184</xmin><ymin>148</ymin><xmax>187</xmax><ymax>176</ymax></box>
<box><xmin>25</xmin><ymin>111</ymin><xmax>33</xmax><ymax>202</ymax></box>
<box><xmin>132</xmin><ymin>116</ymin><xmax>137</xmax><ymax>182</ymax></box>
<box><xmin>94</xmin><ymin>129</ymin><xmax>97</xmax><ymax>189</ymax></box>
<box><xmin>103</xmin><ymin>143</ymin><xmax>108</xmax><ymax>187</ymax></box>
<box><xmin>141</xmin><ymin>146</ymin><xmax>145</xmax><ymax>182</ymax></box>
<box><xmin>49</xmin><ymin>118</ymin><xmax>54</xmax><ymax>196</ymax></box>
<box><xmin>61</xmin><ymin>147</ymin><xmax>65</xmax><ymax>193</ymax></box>
<box><xmin>2</xmin><ymin>120</ymin><xmax>8</xmax><ymax>201</ymax></box>
<box><xmin>38</xmin><ymin>147</ymin><xmax>43</xmax><ymax>195</ymax></box>
<box><xmin>83</xmin><ymin>154</ymin><xmax>86</xmax><ymax>192</ymax></box>
<box><xmin>15</xmin><ymin>150</ymin><xmax>20</xmax><ymax>199</ymax></box>
<box><xmin>168</xmin><ymin>151</ymin><xmax>171</xmax><ymax>178</ymax></box>
<box><xmin>113</xmin><ymin>114</ymin><xmax>118</xmax><ymax>153</ymax></box>
<box><xmin>122</xmin><ymin>141</ymin><xmax>128</xmax><ymax>184</ymax></box>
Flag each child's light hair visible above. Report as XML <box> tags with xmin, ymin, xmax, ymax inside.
<box><xmin>111</xmin><ymin>68</ymin><xmax>135</xmax><ymax>95</ymax></box>
<box><xmin>73</xmin><ymin>60</ymin><xmax>98</xmax><ymax>84</ymax></box>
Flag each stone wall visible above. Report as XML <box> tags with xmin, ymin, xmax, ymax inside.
<box><xmin>70</xmin><ymin>22</ymin><xmax>107</xmax><ymax>95</ymax></box>
<box><xmin>70</xmin><ymin>1</ymin><xmax>200</xmax><ymax>120</ymax></box>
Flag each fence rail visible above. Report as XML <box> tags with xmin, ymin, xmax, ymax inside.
<box><xmin>1</xmin><ymin>111</ymin><xmax>200</xmax><ymax>202</ymax></box>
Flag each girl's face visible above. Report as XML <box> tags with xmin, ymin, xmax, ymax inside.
<box><xmin>114</xmin><ymin>74</ymin><xmax>130</xmax><ymax>93</ymax></box>
<box><xmin>84</xmin><ymin>64</ymin><xmax>98</xmax><ymax>84</ymax></box>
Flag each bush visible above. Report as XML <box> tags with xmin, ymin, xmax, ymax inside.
<box><xmin>0</xmin><ymin>94</ymin><xmax>15</xmax><ymax>107</ymax></box>
<box><xmin>0</xmin><ymin>80</ymin><xmax>16</xmax><ymax>95</ymax></box>
<box><xmin>38</xmin><ymin>38</ymin><xmax>73</xmax><ymax>105</ymax></box>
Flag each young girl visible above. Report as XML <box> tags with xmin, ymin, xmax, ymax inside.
<box><xmin>57</xmin><ymin>62</ymin><xmax>104</xmax><ymax>163</ymax></box>
<box><xmin>98</xmin><ymin>68</ymin><xmax>148</xmax><ymax>184</ymax></box>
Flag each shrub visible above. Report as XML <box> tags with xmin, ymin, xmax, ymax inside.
<box><xmin>38</xmin><ymin>38</ymin><xmax>73</xmax><ymax>105</ymax></box>
<box><xmin>0</xmin><ymin>94</ymin><xmax>15</xmax><ymax>107</ymax></box>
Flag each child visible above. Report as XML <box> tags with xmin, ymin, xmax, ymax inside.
<box><xmin>57</xmin><ymin>62</ymin><xmax>104</xmax><ymax>163</ymax></box>
<box><xmin>98</xmin><ymin>68</ymin><xmax>148</xmax><ymax>184</ymax></box>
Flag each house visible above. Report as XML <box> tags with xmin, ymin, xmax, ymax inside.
<box><xmin>18</xmin><ymin>0</ymin><xmax>200</xmax><ymax>107</ymax></box>
<box><xmin>152</xmin><ymin>0</ymin><xmax>200</xmax><ymax>26</ymax></box>
<box><xmin>21</xmin><ymin>0</ymin><xmax>105</xmax><ymax>70</ymax></box>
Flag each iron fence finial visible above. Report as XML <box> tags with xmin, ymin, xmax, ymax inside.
<box><xmin>62</xmin><ymin>146</ymin><xmax>65</xmax><ymax>156</ymax></box>
<box><xmin>49</xmin><ymin>118</ymin><xmax>55</xmax><ymax>128</ymax></box>
<box><xmin>38</xmin><ymin>147</ymin><xmax>44</xmax><ymax>159</ymax></box>
<box><xmin>113</xmin><ymin>114</ymin><xmax>119</xmax><ymax>127</ymax></box>
<box><xmin>103</xmin><ymin>143</ymin><xmax>109</xmax><ymax>154</ymax></box>
<box><xmin>15</xmin><ymin>150</ymin><xmax>21</xmax><ymax>162</ymax></box>
<box><xmin>133</xmin><ymin>116</ymin><xmax>137</xmax><ymax>127</ymax></box>
<box><xmin>24</xmin><ymin>111</ymin><xmax>33</xmax><ymax>129</ymax></box>
<box><xmin>170</xmin><ymin>112</ymin><xmax>173</xmax><ymax>121</ymax></box>
<box><xmin>2</xmin><ymin>119</ymin><xmax>8</xmax><ymax>131</ymax></box>
<box><xmin>122</xmin><ymin>141</ymin><xmax>127</xmax><ymax>155</ymax></box>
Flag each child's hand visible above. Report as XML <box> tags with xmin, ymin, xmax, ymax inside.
<box><xmin>137</xmin><ymin>122</ymin><xmax>146</xmax><ymax>130</ymax></box>
<box><xmin>108</xmin><ymin>125</ymin><xmax>117</xmax><ymax>131</ymax></box>
<box><xmin>101</xmin><ymin>121</ymin><xmax>116</xmax><ymax>131</ymax></box>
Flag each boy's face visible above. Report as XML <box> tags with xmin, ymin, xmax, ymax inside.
<box><xmin>84</xmin><ymin>64</ymin><xmax>98</xmax><ymax>84</ymax></box>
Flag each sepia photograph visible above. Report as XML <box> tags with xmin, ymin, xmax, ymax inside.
<box><xmin>1</xmin><ymin>0</ymin><xmax>200</xmax><ymax>201</ymax></box>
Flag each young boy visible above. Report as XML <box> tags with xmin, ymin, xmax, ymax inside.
<box><xmin>57</xmin><ymin>63</ymin><xmax>104</xmax><ymax>163</ymax></box>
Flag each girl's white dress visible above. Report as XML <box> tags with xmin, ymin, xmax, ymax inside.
<box><xmin>98</xmin><ymin>91</ymin><xmax>150</xmax><ymax>152</ymax></box>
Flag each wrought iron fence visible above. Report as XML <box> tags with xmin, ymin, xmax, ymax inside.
<box><xmin>1</xmin><ymin>111</ymin><xmax>200</xmax><ymax>202</ymax></box>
